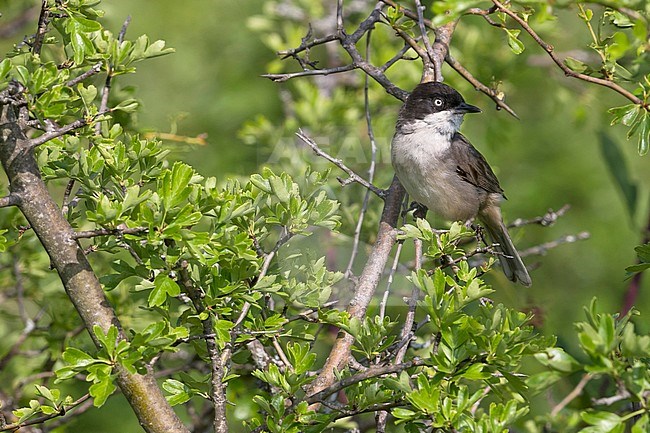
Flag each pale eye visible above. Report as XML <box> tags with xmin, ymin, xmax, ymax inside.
<box><xmin>433</xmin><ymin>98</ymin><xmax>443</xmax><ymax>107</ymax></box>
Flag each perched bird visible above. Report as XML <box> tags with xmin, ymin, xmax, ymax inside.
<box><xmin>391</xmin><ymin>82</ymin><xmax>531</xmax><ymax>286</ymax></box>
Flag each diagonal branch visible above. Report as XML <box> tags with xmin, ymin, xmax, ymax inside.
<box><xmin>0</xmin><ymin>88</ymin><xmax>189</xmax><ymax>433</ymax></box>
<box><xmin>492</xmin><ymin>0</ymin><xmax>648</xmax><ymax>110</ymax></box>
<box><xmin>28</xmin><ymin>111</ymin><xmax>110</xmax><ymax>148</ymax></box>
<box><xmin>296</xmin><ymin>129</ymin><xmax>386</xmax><ymax>199</ymax></box>
<box><xmin>306</xmin><ymin>358</ymin><xmax>424</xmax><ymax>405</ymax></box>
<box><xmin>445</xmin><ymin>53</ymin><xmax>519</xmax><ymax>118</ymax></box>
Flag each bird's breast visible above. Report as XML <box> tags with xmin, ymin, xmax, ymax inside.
<box><xmin>391</xmin><ymin>130</ymin><xmax>481</xmax><ymax>222</ymax></box>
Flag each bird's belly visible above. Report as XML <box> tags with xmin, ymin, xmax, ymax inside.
<box><xmin>394</xmin><ymin>158</ymin><xmax>480</xmax><ymax>222</ymax></box>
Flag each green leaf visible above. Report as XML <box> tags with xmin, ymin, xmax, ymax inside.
<box><xmin>505</xmin><ymin>29</ymin><xmax>525</xmax><ymax>55</ymax></box>
<box><xmin>160</xmin><ymin>162</ymin><xmax>195</xmax><ymax>211</ymax></box>
<box><xmin>581</xmin><ymin>410</ymin><xmax>623</xmax><ymax>432</ymax></box>
<box><xmin>89</xmin><ymin>377</ymin><xmax>116</xmax><ymax>407</ymax></box>
<box><xmin>148</xmin><ymin>273</ymin><xmax>181</xmax><ymax>307</ymax></box>
<box><xmin>62</xmin><ymin>347</ymin><xmax>96</xmax><ymax>368</ymax></box>
<box><xmin>598</xmin><ymin>132</ymin><xmax>637</xmax><ymax>219</ymax></box>
<box><xmin>0</xmin><ymin>58</ymin><xmax>11</xmax><ymax>78</ymax></box>
<box><xmin>564</xmin><ymin>57</ymin><xmax>588</xmax><ymax>73</ymax></box>
<box><xmin>637</xmin><ymin>112</ymin><xmax>649</xmax><ymax>155</ymax></box>
<box><xmin>113</xmin><ymin>98</ymin><xmax>140</xmax><ymax>113</ymax></box>
<box><xmin>163</xmin><ymin>379</ymin><xmax>191</xmax><ymax>406</ymax></box>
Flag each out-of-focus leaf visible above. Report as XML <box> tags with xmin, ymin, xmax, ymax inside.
<box><xmin>598</xmin><ymin>132</ymin><xmax>637</xmax><ymax>219</ymax></box>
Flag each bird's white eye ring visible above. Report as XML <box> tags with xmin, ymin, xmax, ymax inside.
<box><xmin>433</xmin><ymin>98</ymin><xmax>443</xmax><ymax>107</ymax></box>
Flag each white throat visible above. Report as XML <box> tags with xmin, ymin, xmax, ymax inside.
<box><xmin>422</xmin><ymin>110</ymin><xmax>464</xmax><ymax>138</ymax></box>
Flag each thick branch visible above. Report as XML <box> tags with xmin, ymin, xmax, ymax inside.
<box><xmin>492</xmin><ymin>0</ymin><xmax>648</xmax><ymax>110</ymax></box>
<box><xmin>306</xmin><ymin>176</ymin><xmax>405</xmax><ymax>402</ymax></box>
<box><xmin>0</xmin><ymin>90</ymin><xmax>189</xmax><ymax>433</ymax></box>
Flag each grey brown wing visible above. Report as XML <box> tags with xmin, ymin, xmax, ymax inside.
<box><xmin>450</xmin><ymin>133</ymin><xmax>504</xmax><ymax>196</ymax></box>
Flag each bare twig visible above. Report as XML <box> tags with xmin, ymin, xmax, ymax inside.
<box><xmin>265</xmin><ymin>3</ymin><xmax>409</xmax><ymax>101</ymax></box>
<box><xmin>508</xmin><ymin>204</ymin><xmax>571</xmax><ymax>228</ymax></box>
<box><xmin>445</xmin><ymin>53</ymin><xmax>519</xmax><ymax>118</ymax></box>
<box><xmin>492</xmin><ymin>0</ymin><xmax>648</xmax><ymax>110</ymax></box>
<box><xmin>550</xmin><ymin>373</ymin><xmax>593</xmax><ymax>417</ymax></box>
<box><xmin>307</xmin><ymin>358</ymin><xmax>424</xmax><ymax>405</ymax></box>
<box><xmin>262</xmin><ymin>64</ymin><xmax>356</xmax><ymax>83</ymax></box>
<box><xmin>65</xmin><ymin>62</ymin><xmax>103</xmax><ymax>88</ymax></box>
<box><xmin>345</xmin><ymin>29</ymin><xmax>380</xmax><ymax>279</ymax></box>
<box><xmin>29</xmin><ymin>111</ymin><xmax>110</xmax><ymax>148</ymax></box>
<box><xmin>413</xmin><ymin>0</ymin><xmax>436</xmax><ymax>81</ymax></box>
<box><xmin>296</xmin><ymin>129</ymin><xmax>386</xmax><ymax>199</ymax></box>
<box><xmin>519</xmin><ymin>232</ymin><xmax>591</xmax><ymax>257</ymax></box>
<box><xmin>465</xmin><ymin>6</ymin><xmax>502</xmax><ymax>27</ymax></box>
<box><xmin>380</xmin><ymin>240</ymin><xmax>405</xmax><ymax>320</ymax></box>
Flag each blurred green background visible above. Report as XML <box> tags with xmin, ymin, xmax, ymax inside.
<box><xmin>96</xmin><ymin>1</ymin><xmax>649</xmax><ymax>338</ymax></box>
<box><xmin>1</xmin><ymin>1</ymin><xmax>649</xmax><ymax>431</ymax></box>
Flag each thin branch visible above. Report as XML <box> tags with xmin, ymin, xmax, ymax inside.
<box><xmin>0</xmin><ymin>394</ymin><xmax>91</xmax><ymax>432</ymax></box>
<box><xmin>65</xmin><ymin>62</ymin><xmax>103</xmax><ymax>88</ymax></box>
<box><xmin>519</xmin><ymin>232</ymin><xmax>591</xmax><ymax>257</ymax></box>
<box><xmin>550</xmin><ymin>373</ymin><xmax>593</xmax><ymax>417</ymax></box>
<box><xmin>262</xmin><ymin>64</ymin><xmax>356</xmax><ymax>83</ymax></box>
<box><xmin>345</xmin><ymin>29</ymin><xmax>380</xmax><ymax>279</ymax></box>
<box><xmin>413</xmin><ymin>0</ymin><xmax>436</xmax><ymax>81</ymax></box>
<box><xmin>380</xmin><ymin>43</ymin><xmax>414</xmax><ymax>72</ymax></box>
<box><xmin>31</xmin><ymin>0</ymin><xmax>49</xmax><ymax>55</ymax></box>
<box><xmin>492</xmin><ymin>0</ymin><xmax>648</xmax><ymax>110</ymax></box>
<box><xmin>266</xmin><ymin>2</ymin><xmax>409</xmax><ymax>101</ymax></box>
<box><xmin>307</xmin><ymin>358</ymin><xmax>424</xmax><ymax>405</ymax></box>
<box><xmin>278</xmin><ymin>34</ymin><xmax>341</xmax><ymax>59</ymax></box>
<box><xmin>96</xmin><ymin>16</ymin><xmax>131</xmax><ymax>135</ymax></box>
<box><xmin>72</xmin><ymin>226</ymin><xmax>148</xmax><ymax>239</ymax></box>
<box><xmin>178</xmin><ymin>260</ymin><xmax>228</xmax><ymax>433</ymax></box>
<box><xmin>445</xmin><ymin>53</ymin><xmax>519</xmax><ymax>118</ymax></box>
<box><xmin>380</xmin><ymin>240</ymin><xmax>405</xmax><ymax>320</ymax></box>
<box><xmin>28</xmin><ymin>111</ymin><xmax>110</xmax><ymax>148</ymax></box>
<box><xmin>508</xmin><ymin>204</ymin><xmax>571</xmax><ymax>228</ymax></box>
<box><xmin>296</xmin><ymin>129</ymin><xmax>386</xmax><ymax>199</ymax></box>
<box><xmin>0</xmin><ymin>194</ymin><xmax>19</xmax><ymax>208</ymax></box>
<box><xmin>465</xmin><ymin>6</ymin><xmax>502</xmax><ymax>27</ymax></box>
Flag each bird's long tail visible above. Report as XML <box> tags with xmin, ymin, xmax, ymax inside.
<box><xmin>479</xmin><ymin>210</ymin><xmax>532</xmax><ymax>287</ymax></box>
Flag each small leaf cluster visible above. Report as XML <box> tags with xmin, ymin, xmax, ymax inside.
<box><xmin>529</xmin><ymin>298</ymin><xmax>650</xmax><ymax>432</ymax></box>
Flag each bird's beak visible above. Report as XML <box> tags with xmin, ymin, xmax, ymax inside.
<box><xmin>456</xmin><ymin>102</ymin><xmax>481</xmax><ymax>114</ymax></box>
